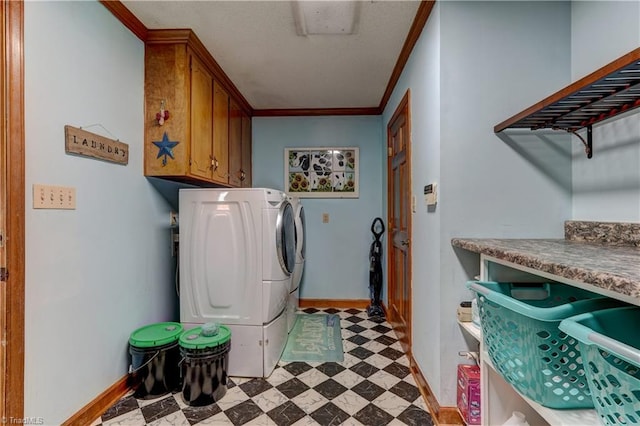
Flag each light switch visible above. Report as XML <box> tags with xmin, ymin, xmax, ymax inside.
<box><xmin>33</xmin><ymin>184</ymin><xmax>76</xmax><ymax>209</ymax></box>
<box><xmin>322</xmin><ymin>213</ymin><xmax>329</xmax><ymax>223</ymax></box>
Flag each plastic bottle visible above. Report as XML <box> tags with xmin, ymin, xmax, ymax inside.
<box><xmin>502</xmin><ymin>411</ymin><xmax>529</xmax><ymax>426</ymax></box>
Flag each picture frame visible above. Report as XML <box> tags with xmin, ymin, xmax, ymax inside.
<box><xmin>284</xmin><ymin>147</ymin><xmax>359</xmax><ymax>198</ymax></box>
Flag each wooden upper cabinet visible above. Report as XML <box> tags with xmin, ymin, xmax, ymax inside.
<box><xmin>228</xmin><ymin>99</ymin><xmax>243</xmax><ymax>187</ymax></box>
<box><xmin>241</xmin><ymin>112</ymin><xmax>252</xmax><ymax>187</ymax></box>
<box><xmin>144</xmin><ymin>42</ymin><xmax>191</xmax><ymax>179</ymax></box>
<box><xmin>143</xmin><ymin>29</ymin><xmax>252</xmax><ymax>188</ymax></box>
<box><xmin>212</xmin><ymin>81</ymin><xmax>229</xmax><ymax>185</ymax></box>
<box><xmin>189</xmin><ymin>53</ymin><xmax>214</xmax><ymax>180</ymax></box>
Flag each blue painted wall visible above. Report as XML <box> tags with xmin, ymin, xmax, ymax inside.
<box><xmin>571</xmin><ymin>1</ymin><xmax>640</xmax><ymax>221</ymax></box>
<box><xmin>24</xmin><ymin>2</ymin><xmax>175</xmax><ymax>422</ymax></box>
<box><xmin>252</xmin><ymin>116</ymin><xmax>384</xmax><ymax>300</ymax></box>
<box><xmin>383</xmin><ymin>1</ymin><xmax>573</xmax><ymax>405</ymax></box>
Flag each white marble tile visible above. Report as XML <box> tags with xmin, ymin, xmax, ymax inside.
<box><xmin>332</xmin><ymin>368</ymin><xmax>365</xmax><ymax>388</ymax></box>
<box><xmin>291</xmin><ymin>415</ymin><xmax>321</xmax><ymax>426</ymax></box>
<box><xmin>137</xmin><ymin>393</ymin><xmax>172</xmax><ymax>408</ymax></box>
<box><xmin>266</xmin><ymin>367</ymin><xmax>295</xmax><ymax>386</ymax></box>
<box><xmin>402</xmin><ymin>373</ymin><xmax>419</xmax><ymax>386</ymax></box>
<box><xmin>395</xmin><ymin>355</ymin><xmax>410</xmax><ymax>367</ymax></box>
<box><xmin>390</xmin><ymin>341</ymin><xmax>404</xmax><ymax>352</ymax></box>
<box><xmin>413</xmin><ymin>395</ymin><xmax>430</xmax><ymax>412</ymax></box>
<box><xmin>341</xmin><ymin>417</ymin><xmax>366</xmax><ymax>426</ymax></box>
<box><xmin>291</xmin><ymin>389</ymin><xmax>328</xmax><ymax>414</ymax></box>
<box><xmin>253</xmin><ymin>387</ymin><xmax>289</xmax><ymax>412</ymax></box>
<box><xmin>372</xmin><ymin>391</ymin><xmax>411</xmax><ymax>417</ymax></box>
<box><xmin>214</xmin><ymin>385</ymin><xmax>249</xmax><ymax>410</ymax></box>
<box><xmin>331</xmin><ymin>390</ymin><xmax>369</xmax><ymax>415</ymax></box>
<box><xmin>297</xmin><ymin>368</ymin><xmax>330</xmax><ymax>388</ymax></box>
<box><xmin>102</xmin><ymin>408</ymin><xmax>145</xmax><ymax>426</ymax></box>
<box><xmin>244</xmin><ymin>413</ymin><xmax>277</xmax><ymax>425</ymax></box>
<box><xmin>341</xmin><ymin>329</ymin><xmax>356</xmax><ymax>339</ymax></box>
<box><xmin>148</xmin><ymin>410</ymin><xmax>190</xmax><ymax>426</ymax></box>
<box><xmin>89</xmin><ymin>416</ymin><xmax>102</xmax><ymax>426</ymax></box>
<box><xmin>368</xmin><ymin>369</ymin><xmax>402</xmax><ymax>390</ymax></box>
<box><xmin>194</xmin><ymin>411</ymin><xmax>233</xmax><ymax>425</ymax></box>
<box><xmin>342</xmin><ymin>340</ymin><xmax>358</xmax><ymax>353</ymax></box>
<box><xmin>359</xmin><ymin>329</ymin><xmax>380</xmax><ymax>340</ymax></box>
<box><xmin>362</xmin><ymin>340</ymin><xmax>388</xmax><ymax>354</ymax></box>
<box><xmin>365</xmin><ymin>353</ymin><xmax>393</xmax><ymax>369</ymax></box>
<box><xmin>387</xmin><ymin>418</ymin><xmax>408</xmax><ymax>426</ymax></box>
<box><xmin>229</xmin><ymin>376</ymin><xmax>252</xmax><ymax>386</ymax></box>
<box><xmin>339</xmin><ymin>353</ymin><xmax>362</xmax><ymax>368</ymax></box>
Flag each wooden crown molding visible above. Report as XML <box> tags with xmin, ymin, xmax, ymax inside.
<box><xmin>253</xmin><ymin>107</ymin><xmax>381</xmax><ymax>117</ymax></box>
<box><xmin>100</xmin><ymin>0</ymin><xmax>148</xmax><ymax>41</ymax></box>
<box><xmin>379</xmin><ymin>0</ymin><xmax>435</xmax><ymax>113</ymax></box>
<box><xmin>101</xmin><ymin>0</ymin><xmax>434</xmax><ymax>116</ymax></box>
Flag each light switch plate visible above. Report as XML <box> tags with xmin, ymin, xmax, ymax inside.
<box><xmin>33</xmin><ymin>184</ymin><xmax>76</xmax><ymax>209</ymax></box>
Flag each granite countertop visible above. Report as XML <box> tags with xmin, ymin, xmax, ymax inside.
<box><xmin>451</xmin><ymin>221</ymin><xmax>640</xmax><ymax>301</ymax></box>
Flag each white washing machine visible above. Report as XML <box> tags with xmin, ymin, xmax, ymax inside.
<box><xmin>179</xmin><ymin>188</ymin><xmax>295</xmax><ymax>377</ymax></box>
<box><xmin>286</xmin><ymin>196</ymin><xmax>306</xmax><ymax>333</ymax></box>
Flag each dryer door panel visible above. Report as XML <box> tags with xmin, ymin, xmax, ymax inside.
<box><xmin>181</xmin><ymin>199</ymin><xmax>260</xmax><ymax>325</ymax></box>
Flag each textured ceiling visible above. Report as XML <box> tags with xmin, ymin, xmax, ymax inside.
<box><xmin>121</xmin><ymin>1</ymin><xmax>421</xmax><ymax>110</ymax></box>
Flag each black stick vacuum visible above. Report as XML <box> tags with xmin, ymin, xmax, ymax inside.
<box><xmin>367</xmin><ymin>217</ymin><xmax>385</xmax><ymax>319</ymax></box>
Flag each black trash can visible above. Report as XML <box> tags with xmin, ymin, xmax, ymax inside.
<box><xmin>179</xmin><ymin>325</ymin><xmax>231</xmax><ymax>406</ymax></box>
<box><xmin>129</xmin><ymin>322</ymin><xmax>183</xmax><ymax>399</ymax></box>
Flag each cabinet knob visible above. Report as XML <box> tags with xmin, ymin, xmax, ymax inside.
<box><xmin>240</xmin><ymin>170</ymin><xmax>246</xmax><ymax>181</ymax></box>
<box><xmin>210</xmin><ymin>156</ymin><xmax>218</xmax><ymax>171</ymax></box>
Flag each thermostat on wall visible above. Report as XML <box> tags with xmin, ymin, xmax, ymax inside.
<box><xmin>424</xmin><ymin>183</ymin><xmax>437</xmax><ymax>206</ymax></box>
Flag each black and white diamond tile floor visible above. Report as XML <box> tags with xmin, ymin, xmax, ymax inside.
<box><xmin>95</xmin><ymin>308</ymin><xmax>434</xmax><ymax>426</ymax></box>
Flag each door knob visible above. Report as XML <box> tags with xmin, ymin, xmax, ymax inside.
<box><xmin>400</xmin><ymin>239</ymin><xmax>410</xmax><ymax>247</ymax></box>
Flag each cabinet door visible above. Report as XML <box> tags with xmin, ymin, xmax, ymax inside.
<box><xmin>241</xmin><ymin>112</ymin><xmax>252</xmax><ymax>187</ymax></box>
<box><xmin>212</xmin><ymin>81</ymin><xmax>229</xmax><ymax>184</ymax></box>
<box><xmin>228</xmin><ymin>99</ymin><xmax>242</xmax><ymax>187</ymax></box>
<box><xmin>189</xmin><ymin>54</ymin><xmax>214</xmax><ymax>180</ymax></box>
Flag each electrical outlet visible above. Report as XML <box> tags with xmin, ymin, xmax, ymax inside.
<box><xmin>322</xmin><ymin>213</ymin><xmax>329</xmax><ymax>223</ymax></box>
<box><xmin>33</xmin><ymin>184</ymin><xmax>76</xmax><ymax>209</ymax></box>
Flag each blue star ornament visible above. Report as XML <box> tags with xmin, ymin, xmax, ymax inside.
<box><xmin>152</xmin><ymin>132</ymin><xmax>179</xmax><ymax>166</ymax></box>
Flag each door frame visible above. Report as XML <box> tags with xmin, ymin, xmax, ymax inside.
<box><xmin>386</xmin><ymin>90</ymin><xmax>412</xmax><ymax>354</ymax></box>
<box><xmin>2</xmin><ymin>0</ymin><xmax>26</xmax><ymax>420</ymax></box>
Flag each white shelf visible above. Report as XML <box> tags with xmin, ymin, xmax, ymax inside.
<box><xmin>483</xmin><ymin>351</ymin><xmax>600</xmax><ymax>426</ymax></box>
<box><xmin>458</xmin><ymin>320</ymin><xmax>481</xmax><ymax>342</ymax></box>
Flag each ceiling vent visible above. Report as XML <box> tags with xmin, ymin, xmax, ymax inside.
<box><xmin>292</xmin><ymin>0</ymin><xmax>361</xmax><ymax>36</ymax></box>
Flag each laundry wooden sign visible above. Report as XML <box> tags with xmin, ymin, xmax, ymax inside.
<box><xmin>65</xmin><ymin>125</ymin><xmax>129</xmax><ymax>165</ymax></box>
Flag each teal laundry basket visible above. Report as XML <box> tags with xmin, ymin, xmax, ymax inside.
<box><xmin>467</xmin><ymin>280</ymin><xmax>623</xmax><ymax>409</ymax></box>
<box><xmin>559</xmin><ymin>306</ymin><xmax>640</xmax><ymax>425</ymax></box>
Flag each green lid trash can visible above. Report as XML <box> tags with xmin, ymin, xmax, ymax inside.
<box><xmin>179</xmin><ymin>324</ymin><xmax>231</xmax><ymax>406</ymax></box>
<box><xmin>129</xmin><ymin>322</ymin><xmax>183</xmax><ymax>399</ymax></box>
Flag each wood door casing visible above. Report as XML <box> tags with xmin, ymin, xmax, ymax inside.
<box><xmin>0</xmin><ymin>3</ymin><xmax>6</xmax><ymax>418</ymax></box>
<box><xmin>189</xmin><ymin>53</ymin><xmax>214</xmax><ymax>180</ymax></box>
<box><xmin>387</xmin><ymin>90</ymin><xmax>412</xmax><ymax>355</ymax></box>
<box><xmin>3</xmin><ymin>0</ymin><xmax>25</xmax><ymax>419</ymax></box>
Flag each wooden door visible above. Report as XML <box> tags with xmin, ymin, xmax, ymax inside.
<box><xmin>228</xmin><ymin>99</ymin><xmax>242</xmax><ymax>187</ymax></box>
<box><xmin>212</xmin><ymin>81</ymin><xmax>229</xmax><ymax>184</ymax></box>
<box><xmin>387</xmin><ymin>91</ymin><xmax>412</xmax><ymax>355</ymax></box>
<box><xmin>241</xmin><ymin>113</ymin><xmax>252</xmax><ymax>187</ymax></box>
<box><xmin>189</xmin><ymin>53</ymin><xmax>214</xmax><ymax>180</ymax></box>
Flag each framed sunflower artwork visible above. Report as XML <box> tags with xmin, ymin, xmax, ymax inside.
<box><xmin>284</xmin><ymin>147</ymin><xmax>359</xmax><ymax>198</ymax></box>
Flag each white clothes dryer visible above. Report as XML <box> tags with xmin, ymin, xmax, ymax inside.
<box><xmin>179</xmin><ymin>188</ymin><xmax>295</xmax><ymax>377</ymax></box>
<box><xmin>286</xmin><ymin>196</ymin><xmax>306</xmax><ymax>332</ymax></box>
